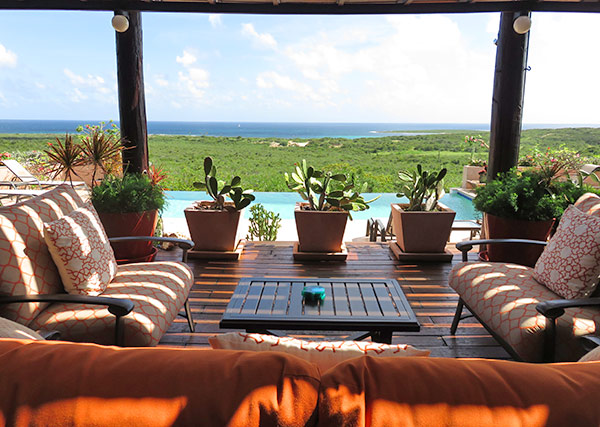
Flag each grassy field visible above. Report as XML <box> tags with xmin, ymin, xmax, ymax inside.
<box><xmin>1</xmin><ymin>127</ymin><xmax>599</xmax><ymax>192</ymax></box>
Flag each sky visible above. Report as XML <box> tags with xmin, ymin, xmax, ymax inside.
<box><xmin>0</xmin><ymin>10</ymin><xmax>599</xmax><ymax>124</ymax></box>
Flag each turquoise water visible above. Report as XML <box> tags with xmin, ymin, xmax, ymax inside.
<box><xmin>163</xmin><ymin>191</ymin><xmax>480</xmax><ymax>221</ymax></box>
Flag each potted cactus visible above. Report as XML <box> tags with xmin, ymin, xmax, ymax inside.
<box><xmin>285</xmin><ymin>159</ymin><xmax>376</xmax><ymax>253</ymax></box>
<box><xmin>391</xmin><ymin>164</ymin><xmax>455</xmax><ymax>253</ymax></box>
<box><xmin>184</xmin><ymin>157</ymin><xmax>255</xmax><ymax>252</ymax></box>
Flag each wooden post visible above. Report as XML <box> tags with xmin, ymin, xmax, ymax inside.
<box><xmin>487</xmin><ymin>11</ymin><xmax>530</xmax><ymax>180</ymax></box>
<box><xmin>115</xmin><ymin>11</ymin><xmax>149</xmax><ymax>174</ymax></box>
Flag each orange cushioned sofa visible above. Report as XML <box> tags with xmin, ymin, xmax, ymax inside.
<box><xmin>1</xmin><ymin>338</ymin><xmax>600</xmax><ymax>427</ymax></box>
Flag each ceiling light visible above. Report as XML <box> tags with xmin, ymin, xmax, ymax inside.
<box><xmin>513</xmin><ymin>15</ymin><xmax>532</xmax><ymax>35</ymax></box>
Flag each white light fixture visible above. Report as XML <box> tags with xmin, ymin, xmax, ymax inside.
<box><xmin>513</xmin><ymin>15</ymin><xmax>532</xmax><ymax>35</ymax></box>
<box><xmin>112</xmin><ymin>14</ymin><xmax>129</xmax><ymax>33</ymax></box>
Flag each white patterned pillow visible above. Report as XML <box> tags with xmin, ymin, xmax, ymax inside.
<box><xmin>0</xmin><ymin>316</ymin><xmax>44</xmax><ymax>340</ymax></box>
<box><xmin>534</xmin><ymin>205</ymin><xmax>600</xmax><ymax>299</ymax></box>
<box><xmin>43</xmin><ymin>202</ymin><xmax>117</xmax><ymax>296</ymax></box>
<box><xmin>209</xmin><ymin>332</ymin><xmax>430</xmax><ymax>372</ymax></box>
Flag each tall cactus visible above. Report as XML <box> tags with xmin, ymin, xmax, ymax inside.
<box><xmin>396</xmin><ymin>164</ymin><xmax>447</xmax><ymax>211</ymax></box>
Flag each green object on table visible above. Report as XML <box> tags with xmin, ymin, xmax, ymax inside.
<box><xmin>302</xmin><ymin>286</ymin><xmax>325</xmax><ymax>303</ymax></box>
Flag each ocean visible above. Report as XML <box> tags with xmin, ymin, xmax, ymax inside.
<box><xmin>0</xmin><ymin>119</ymin><xmax>593</xmax><ymax>139</ymax></box>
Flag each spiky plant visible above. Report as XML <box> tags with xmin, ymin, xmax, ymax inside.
<box><xmin>44</xmin><ymin>134</ymin><xmax>85</xmax><ymax>185</ymax></box>
<box><xmin>79</xmin><ymin>126</ymin><xmax>123</xmax><ymax>187</ymax></box>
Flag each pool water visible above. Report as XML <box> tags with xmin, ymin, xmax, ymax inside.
<box><xmin>163</xmin><ymin>191</ymin><xmax>480</xmax><ymax>221</ymax></box>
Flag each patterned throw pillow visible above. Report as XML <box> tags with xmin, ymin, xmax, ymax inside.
<box><xmin>534</xmin><ymin>205</ymin><xmax>600</xmax><ymax>299</ymax></box>
<box><xmin>574</xmin><ymin>193</ymin><xmax>600</xmax><ymax>217</ymax></box>
<box><xmin>209</xmin><ymin>332</ymin><xmax>430</xmax><ymax>371</ymax></box>
<box><xmin>43</xmin><ymin>202</ymin><xmax>117</xmax><ymax>296</ymax></box>
<box><xmin>579</xmin><ymin>346</ymin><xmax>600</xmax><ymax>362</ymax></box>
<box><xmin>0</xmin><ymin>317</ymin><xmax>44</xmax><ymax>340</ymax></box>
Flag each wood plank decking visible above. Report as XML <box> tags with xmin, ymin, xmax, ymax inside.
<box><xmin>157</xmin><ymin>241</ymin><xmax>510</xmax><ymax>360</ymax></box>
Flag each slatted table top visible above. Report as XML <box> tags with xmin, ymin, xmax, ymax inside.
<box><xmin>220</xmin><ymin>277</ymin><xmax>420</xmax><ymax>333</ymax></box>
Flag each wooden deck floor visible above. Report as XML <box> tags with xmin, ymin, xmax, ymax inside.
<box><xmin>157</xmin><ymin>241</ymin><xmax>510</xmax><ymax>360</ymax></box>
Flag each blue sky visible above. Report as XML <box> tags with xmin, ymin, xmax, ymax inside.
<box><xmin>0</xmin><ymin>10</ymin><xmax>599</xmax><ymax>124</ymax></box>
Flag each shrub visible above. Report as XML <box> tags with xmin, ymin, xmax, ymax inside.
<box><xmin>91</xmin><ymin>173</ymin><xmax>166</xmax><ymax>214</ymax></box>
<box><xmin>246</xmin><ymin>204</ymin><xmax>282</xmax><ymax>241</ymax></box>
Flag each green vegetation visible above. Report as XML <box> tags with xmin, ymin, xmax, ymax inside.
<box><xmin>396</xmin><ymin>164</ymin><xmax>447</xmax><ymax>211</ymax></box>
<box><xmin>246</xmin><ymin>204</ymin><xmax>282</xmax><ymax>241</ymax></box>
<box><xmin>473</xmin><ymin>168</ymin><xmax>600</xmax><ymax>221</ymax></box>
<box><xmin>1</xmin><ymin>127</ymin><xmax>599</xmax><ymax>192</ymax></box>
<box><xmin>91</xmin><ymin>173</ymin><xmax>166</xmax><ymax>214</ymax></box>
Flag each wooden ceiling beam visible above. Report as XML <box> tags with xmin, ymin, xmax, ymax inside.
<box><xmin>2</xmin><ymin>0</ymin><xmax>600</xmax><ymax>14</ymax></box>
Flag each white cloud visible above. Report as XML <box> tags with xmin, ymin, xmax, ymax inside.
<box><xmin>62</xmin><ymin>68</ymin><xmax>114</xmax><ymax>104</ymax></box>
<box><xmin>176</xmin><ymin>50</ymin><xmax>197</xmax><ymax>67</ymax></box>
<box><xmin>154</xmin><ymin>75</ymin><xmax>169</xmax><ymax>87</ymax></box>
<box><xmin>0</xmin><ymin>43</ymin><xmax>17</xmax><ymax>68</ymax></box>
<box><xmin>208</xmin><ymin>14</ymin><xmax>222</xmax><ymax>28</ymax></box>
<box><xmin>524</xmin><ymin>14</ymin><xmax>600</xmax><ymax>123</ymax></box>
<box><xmin>242</xmin><ymin>23</ymin><xmax>277</xmax><ymax>49</ymax></box>
<box><xmin>178</xmin><ymin>67</ymin><xmax>210</xmax><ymax>98</ymax></box>
<box><xmin>256</xmin><ymin>71</ymin><xmax>332</xmax><ymax>105</ymax></box>
<box><xmin>64</xmin><ymin>69</ymin><xmax>105</xmax><ymax>88</ymax></box>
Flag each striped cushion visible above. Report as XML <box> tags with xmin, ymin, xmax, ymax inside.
<box><xmin>0</xmin><ymin>185</ymin><xmax>84</xmax><ymax>325</ymax></box>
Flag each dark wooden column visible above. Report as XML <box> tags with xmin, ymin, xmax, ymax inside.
<box><xmin>116</xmin><ymin>11</ymin><xmax>149</xmax><ymax>174</ymax></box>
<box><xmin>487</xmin><ymin>11</ymin><xmax>530</xmax><ymax>179</ymax></box>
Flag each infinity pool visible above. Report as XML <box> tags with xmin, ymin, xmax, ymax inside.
<box><xmin>163</xmin><ymin>190</ymin><xmax>480</xmax><ymax>221</ymax></box>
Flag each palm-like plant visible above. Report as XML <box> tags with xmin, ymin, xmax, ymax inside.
<box><xmin>45</xmin><ymin>134</ymin><xmax>85</xmax><ymax>185</ymax></box>
<box><xmin>79</xmin><ymin>126</ymin><xmax>123</xmax><ymax>187</ymax></box>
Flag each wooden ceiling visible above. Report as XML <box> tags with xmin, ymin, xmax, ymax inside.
<box><xmin>2</xmin><ymin>0</ymin><xmax>600</xmax><ymax>14</ymax></box>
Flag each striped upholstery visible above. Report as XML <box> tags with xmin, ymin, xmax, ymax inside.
<box><xmin>449</xmin><ymin>262</ymin><xmax>600</xmax><ymax>362</ymax></box>
<box><xmin>0</xmin><ymin>186</ymin><xmax>193</xmax><ymax>347</ymax></box>
<box><xmin>0</xmin><ymin>185</ymin><xmax>84</xmax><ymax>325</ymax></box>
<box><xmin>30</xmin><ymin>261</ymin><xmax>193</xmax><ymax>346</ymax></box>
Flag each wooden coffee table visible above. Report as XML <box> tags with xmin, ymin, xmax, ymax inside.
<box><xmin>220</xmin><ymin>277</ymin><xmax>419</xmax><ymax>344</ymax></box>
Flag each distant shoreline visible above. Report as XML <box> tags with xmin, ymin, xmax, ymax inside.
<box><xmin>0</xmin><ymin>120</ymin><xmax>597</xmax><ymax>139</ymax></box>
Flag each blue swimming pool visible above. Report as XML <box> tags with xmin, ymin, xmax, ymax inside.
<box><xmin>163</xmin><ymin>191</ymin><xmax>480</xmax><ymax>221</ymax></box>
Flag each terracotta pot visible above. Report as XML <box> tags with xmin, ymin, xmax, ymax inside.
<box><xmin>294</xmin><ymin>203</ymin><xmax>348</xmax><ymax>253</ymax></box>
<box><xmin>484</xmin><ymin>213</ymin><xmax>554</xmax><ymax>267</ymax></box>
<box><xmin>184</xmin><ymin>201</ymin><xmax>241</xmax><ymax>251</ymax></box>
<box><xmin>98</xmin><ymin>209</ymin><xmax>159</xmax><ymax>263</ymax></box>
<box><xmin>391</xmin><ymin>202</ymin><xmax>456</xmax><ymax>253</ymax></box>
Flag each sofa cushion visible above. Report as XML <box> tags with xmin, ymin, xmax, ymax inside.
<box><xmin>534</xmin><ymin>205</ymin><xmax>600</xmax><ymax>299</ymax></box>
<box><xmin>449</xmin><ymin>261</ymin><xmax>600</xmax><ymax>362</ymax></box>
<box><xmin>0</xmin><ymin>185</ymin><xmax>84</xmax><ymax>325</ymax></box>
<box><xmin>575</xmin><ymin>192</ymin><xmax>600</xmax><ymax>216</ymax></box>
<box><xmin>0</xmin><ymin>339</ymin><xmax>320</xmax><ymax>427</ymax></box>
<box><xmin>209</xmin><ymin>332</ymin><xmax>430</xmax><ymax>371</ymax></box>
<box><xmin>43</xmin><ymin>202</ymin><xmax>117</xmax><ymax>296</ymax></box>
<box><xmin>0</xmin><ymin>317</ymin><xmax>43</xmax><ymax>340</ymax></box>
<box><xmin>29</xmin><ymin>261</ymin><xmax>193</xmax><ymax>346</ymax></box>
<box><xmin>318</xmin><ymin>356</ymin><xmax>600</xmax><ymax>427</ymax></box>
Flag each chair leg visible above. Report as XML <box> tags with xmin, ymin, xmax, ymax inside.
<box><xmin>115</xmin><ymin>315</ymin><xmax>125</xmax><ymax>346</ymax></box>
<box><xmin>184</xmin><ymin>298</ymin><xmax>195</xmax><ymax>332</ymax></box>
<box><xmin>450</xmin><ymin>298</ymin><xmax>464</xmax><ymax>335</ymax></box>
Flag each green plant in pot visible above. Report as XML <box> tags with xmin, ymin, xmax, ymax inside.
<box><xmin>391</xmin><ymin>164</ymin><xmax>456</xmax><ymax>254</ymax></box>
<box><xmin>285</xmin><ymin>159</ymin><xmax>376</xmax><ymax>253</ymax></box>
<box><xmin>184</xmin><ymin>156</ymin><xmax>255</xmax><ymax>252</ymax></box>
<box><xmin>91</xmin><ymin>170</ymin><xmax>166</xmax><ymax>263</ymax></box>
<box><xmin>472</xmin><ymin>167</ymin><xmax>594</xmax><ymax>267</ymax></box>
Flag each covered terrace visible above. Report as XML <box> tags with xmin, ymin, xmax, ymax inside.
<box><xmin>3</xmin><ymin>0</ymin><xmax>600</xmax><ymax>360</ymax></box>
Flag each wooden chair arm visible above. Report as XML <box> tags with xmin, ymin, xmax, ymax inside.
<box><xmin>109</xmin><ymin>236</ymin><xmax>194</xmax><ymax>262</ymax></box>
<box><xmin>456</xmin><ymin>239</ymin><xmax>548</xmax><ymax>262</ymax></box>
